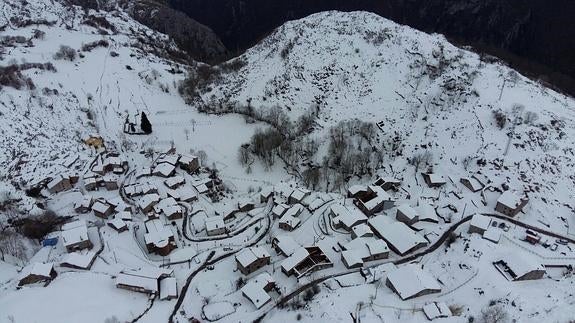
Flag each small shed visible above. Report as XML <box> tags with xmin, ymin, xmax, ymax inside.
<box><xmin>468</xmin><ymin>214</ymin><xmax>491</xmax><ymax>235</ymax></box>
<box><xmin>423</xmin><ymin>302</ymin><xmax>452</xmax><ymax>320</ymax></box>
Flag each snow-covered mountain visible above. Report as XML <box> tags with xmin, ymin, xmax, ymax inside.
<box><xmin>2</xmin><ymin>2</ymin><xmax>575</xmax><ymax>323</ymax></box>
<box><xmin>199</xmin><ymin>11</ymin><xmax>575</xmax><ymax>233</ymax></box>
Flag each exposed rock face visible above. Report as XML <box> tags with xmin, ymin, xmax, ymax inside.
<box><xmin>168</xmin><ymin>0</ymin><xmax>575</xmax><ymax>95</ymax></box>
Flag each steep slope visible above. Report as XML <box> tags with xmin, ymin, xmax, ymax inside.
<box><xmin>199</xmin><ymin>11</ymin><xmax>575</xmax><ymax>233</ymax></box>
<box><xmin>0</xmin><ymin>0</ymin><xmax>272</xmax><ymax>198</ymax></box>
<box><xmin>169</xmin><ymin>0</ymin><xmax>575</xmax><ymax>96</ymax></box>
<box><xmin>67</xmin><ymin>0</ymin><xmax>228</xmax><ymax>62</ymax></box>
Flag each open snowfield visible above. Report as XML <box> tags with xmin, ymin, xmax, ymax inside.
<box><xmin>0</xmin><ymin>272</ymin><xmax>149</xmax><ymax>323</ymax></box>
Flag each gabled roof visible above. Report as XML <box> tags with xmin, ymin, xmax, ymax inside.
<box><xmin>279</xmin><ymin>214</ymin><xmax>301</xmax><ymax>229</ymax></box>
<box><xmin>290</xmin><ymin>188</ymin><xmax>310</xmax><ymax>201</ymax></box>
<box><xmin>236</xmin><ymin>246</ymin><xmax>270</xmax><ymax>268</ymax></box>
<box><xmin>368</xmin><ymin>215</ymin><xmax>427</xmax><ymax>255</ymax></box>
<box><xmin>144</xmin><ymin>220</ymin><xmax>174</xmax><ymax>246</ymax></box>
<box><xmin>47</xmin><ymin>175</ymin><xmax>67</xmax><ymax>190</ymax></box>
<box><xmin>177</xmin><ymin>187</ymin><xmax>197</xmax><ymax>201</ymax></box>
<box><xmin>426</xmin><ymin>173</ymin><xmax>447</xmax><ymax>184</ymax></box>
<box><xmin>416</xmin><ymin>201</ymin><xmax>438</xmax><ymax>222</ymax></box>
<box><xmin>348</xmin><ymin>184</ymin><xmax>367</xmax><ymax>195</ymax></box>
<box><xmin>20</xmin><ymin>262</ymin><xmax>54</xmax><ymax>280</ymax></box>
<box><xmin>179</xmin><ymin>154</ymin><xmax>198</xmax><ymax>164</ymax></box>
<box><xmin>351</xmin><ymin>223</ymin><xmax>373</xmax><ymax>237</ymax></box>
<box><xmin>470</xmin><ymin>213</ymin><xmax>491</xmax><ymax>230</ymax></box>
<box><xmin>342</xmin><ymin>237</ymin><xmax>389</xmax><ymax>260</ymax></box>
<box><xmin>138</xmin><ymin>193</ymin><xmax>160</xmax><ymax>210</ymax></box>
<box><xmin>284</xmin><ymin>204</ymin><xmax>304</xmax><ymax>218</ymax></box>
<box><xmin>157</xmin><ymin>154</ymin><xmax>180</xmax><ymax>166</ymax></box>
<box><xmin>281</xmin><ymin>247</ymin><xmax>309</xmax><ymax>272</ymax></box>
<box><xmin>117</xmin><ymin>211</ymin><xmax>132</xmax><ymax>221</ymax></box>
<box><xmin>164</xmin><ymin>176</ymin><xmax>185</xmax><ymax>188</ymax></box>
<box><xmin>61</xmin><ymin>219</ymin><xmax>87</xmax><ymax>231</ymax></box>
<box><xmin>272</xmin><ymin>203</ymin><xmax>289</xmax><ymax>217</ymax></box>
<box><xmin>397</xmin><ymin>204</ymin><xmax>419</xmax><ymax>221</ymax></box>
<box><xmin>386</xmin><ymin>264</ymin><xmax>441</xmax><ymax>300</ymax></box>
<box><xmin>241</xmin><ymin>272</ymin><xmax>275</xmax><ymax>309</ymax></box>
<box><xmin>333</xmin><ymin>207</ymin><xmax>367</xmax><ymax>229</ymax></box>
<box><xmin>108</xmin><ymin>218</ymin><xmax>127</xmax><ymax>231</ymax></box>
<box><xmin>423</xmin><ymin>302</ymin><xmax>452</xmax><ymax>320</ymax></box>
<box><xmin>92</xmin><ymin>200</ymin><xmax>113</xmax><ymax>214</ymax></box>
<box><xmin>159</xmin><ymin>277</ymin><xmax>178</xmax><ymax>300</ymax></box>
<box><xmin>61</xmin><ymin>251</ymin><xmax>97</xmax><ymax>269</ymax></box>
<box><xmin>61</xmin><ymin>223</ymin><xmax>89</xmax><ymax>247</ymax></box>
<box><xmin>273</xmin><ymin>235</ymin><xmax>300</xmax><ymax>256</ymax></box>
<box><xmin>494</xmin><ymin>253</ymin><xmax>545</xmax><ymax>280</ymax></box>
<box><xmin>461</xmin><ymin>177</ymin><xmax>483</xmax><ymax>191</ymax></box>
<box><xmin>154</xmin><ymin>162</ymin><xmax>176</xmax><ymax>177</ymax></box>
<box><xmin>205</xmin><ymin>217</ymin><xmax>225</xmax><ymax>231</ymax></box>
<box><xmin>497</xmin><ymin>190</ymin><xmax>524</xmax><ymax>209</ymax></box>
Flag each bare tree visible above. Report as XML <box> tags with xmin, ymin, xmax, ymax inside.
<box><xmin>409</xmin><ymin>151</ymin><xmax>433</xmax><ymax>173</ymax></box>
<box><xmin>238</xmin><ymin>145</ymin><xmax>252</xmax><ymax>167</ymax></box>
<box><xmin>480</xmin><ymin>305</ymin><xmax>508</xmax><ymax>323</ymax></box>
<box><xmin>196</xmin><ymin>150</ymin><xmax>208</xmax><ymax>165</ymax></box>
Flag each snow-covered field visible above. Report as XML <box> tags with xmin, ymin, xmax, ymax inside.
<box><xmin>1</xmin><ymin>1</ymin><xmax>575</xmax><ymax>323</ymax></box>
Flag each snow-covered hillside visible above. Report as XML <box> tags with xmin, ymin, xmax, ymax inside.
<box><xmin>201</xmin><ymin>11</ymin><xmax>575</xmax><ymax>234</ymax></box>
<box><xmin>0</xmin><ymin>0</ymin><xmax>282</xmax><ymax>198</ymax></box>
<box><xmin>2</xmin><ymin>3</ymin><xmax>575</xmax><ymax>323</ymax></box>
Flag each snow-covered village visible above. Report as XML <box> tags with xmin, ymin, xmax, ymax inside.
<box><xmin>1</xmin><ymin>1</ymin><xmax>575</xmax><ymax>323</ymax></box>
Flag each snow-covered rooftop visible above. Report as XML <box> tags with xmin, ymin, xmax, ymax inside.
<box><xmin>386</xmin><ymin>264</ymin><xmax>441</xmax><ymax>300</ymax></box>
<box><xmin>241</xmin><ymin>272</ymin><xmax>275</xmax><ymax>309</ymax></box>
<box><xmin>368</xmin><ymin>215</ymin><xmax>427</xmax><ymax>255</ymax></box>
<box><xmin>273</xmin><ymin>235</ymin><xmax>300</xmax><ymax>256</ymax></box>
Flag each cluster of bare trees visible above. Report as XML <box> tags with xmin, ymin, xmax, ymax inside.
<box><xmin>237</xmin><ymin>103</ymin><xmax>322</xmax><ymax>173</ymax></box>
<box><xmin>408</xmin><ymin>150</ymin><xmax>433</xmax><ymax>173</ymax></box>
<box><xmin>315</xmin><ymin>120</ymin><xmax>384</xmax><ymax>191</ymax></box>
<box><xmin>53</xmin><ymin>45</ymin><xmax>77</xmax><ymax>61</ymax></box>
<box><xmin>238</xmin><ymin>116</ymin><xmax>388</xmax><ymax>192</ymax></box>
<box><xmin>239</xmin><ymin>128</ymin><xmax>284</xmax><ymax>170</ymax></box>
<box><xmin>179</xmin><ymin>58</ymin><xmax>247</xmax><ymax>102</ymax></box>
<box><xmin>0</xmin><ymin>229</ymin><xmax>26</xmax><ymax>263</ymax></box>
